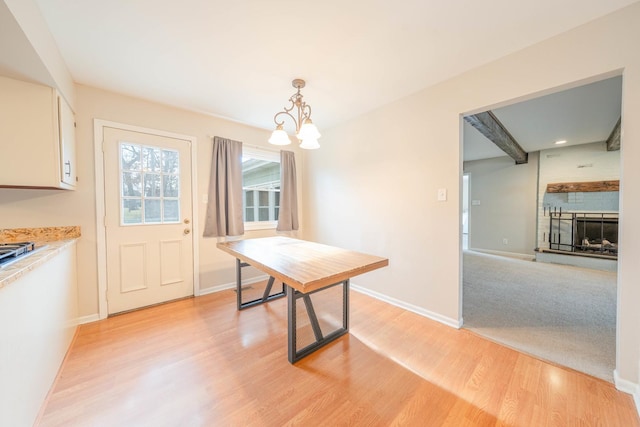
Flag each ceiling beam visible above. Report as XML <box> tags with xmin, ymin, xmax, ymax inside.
<box><xmin>464</xmin><ymin>111</ymin><xmax>528</xmax><ymax>164</ymax></box>
<box><xmin>606</xmin><ymin>117</ymin><xmax>621</xmax><ymax>151</ymax></box>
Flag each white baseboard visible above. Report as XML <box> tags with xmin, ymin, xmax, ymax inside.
<box><xmin>614</xmin><ymin>370</ymin><xmax>640</xmax><ymax>417</ymax></box>
<box><xmin>199</xmin><ymin>274</ymin><xmax>270</xmax><ymax>296</ymax></box>
<box><xmin>77</xmin><ymin>314</ymin><xmax>100</xmax><ymax>325</ymax></box>
<box><xmin>467</xmin><ymin>248</ymin><xmax>535</xmax><ymax>261</ymax></box>
<box><xmin>351</xmin><ymin>283</ymin><xmax>461</xmax><ymax>329</ymax></box>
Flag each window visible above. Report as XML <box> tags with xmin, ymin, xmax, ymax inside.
<box><xmin>119</xmin><ymin>142</ymin><xmax>180</xmax><ymax>225</ymax></box>
<box><xmin>242</xmin><ymin>147</ymin><xmax>280</xmax><ymax>229</ymax></box>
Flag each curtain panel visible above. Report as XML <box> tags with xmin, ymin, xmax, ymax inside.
<box><xmin>203</xmin><ymin>136</ymin><xmax>244</xmax><ymax>237</ymax></box>
<box><xmin>277</xmin><ymin>150</ymin><xmax>299</xmax><ymax>231</ymax></box>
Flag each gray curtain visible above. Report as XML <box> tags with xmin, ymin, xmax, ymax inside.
<box><xmin>203</xmin><ymin>136</ymin><xmax>244</xmax><ymax>237</ymax></box>
<box><xmin>277</xmin><ymin>150</ymin><xmax>299</xmax><ymax>231</ymax></box>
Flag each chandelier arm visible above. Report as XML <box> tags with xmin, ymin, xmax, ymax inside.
<box><xmin>301</xmin><ymin>103</ymin><xmax>312</xmax><ymax>121</ymax></box>
<box><xmin>282</xmin><ymin>96</ymin><xmax>296</xmax><ymax>113</ymax></box>
<box><xmin>273</xmin><ymin>111</ymin><xmax>298</xmax><ymax>128</ymax></box>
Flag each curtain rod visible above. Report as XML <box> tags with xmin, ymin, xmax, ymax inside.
<box><xmin>206</xmin><ymin>135</ymin><xmax>283</xmax><ymax>153</ymax></box>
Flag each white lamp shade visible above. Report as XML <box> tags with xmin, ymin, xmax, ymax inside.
<box><xmin>268</xmin><ymin>129</ymin><xmax>292</xmax><ymax>145</ymax></box>
<box><xmin>296</xmin><ymin>121</ymin><xmax>321</xmax><ymax>140</ymax></box>
<box><xmin>299</xmin><ymin>138</ymin><xmax>320</xmax><ymax>150</ymax></box>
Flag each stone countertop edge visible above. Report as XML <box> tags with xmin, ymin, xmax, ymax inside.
<box><xmin>0</xmin><ymin>239</ymin><xmax>78</xmax><ymax>289</ymax></box>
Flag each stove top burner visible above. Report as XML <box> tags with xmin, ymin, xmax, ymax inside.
<box><xmin>0</xmin><ymin>242</ymin><xmax>36</xmax><ymax>265</ymax></box>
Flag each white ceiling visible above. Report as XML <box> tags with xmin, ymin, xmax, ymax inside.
<box><xmin>30</xmin><ymin>0</ymin><xmax>635</xmax><ymax>139</ymax></box>
<box><xmin>464</xmin><ymin>76</ymin><xmax>623</xmax><ymax>161</ymax></box>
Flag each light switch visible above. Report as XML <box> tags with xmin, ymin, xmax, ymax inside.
<box><xmin>472</xmin><ymin>200</ymin><xmax>481</xmax><ymax>206</ymax></box>
<box><xmin>437</xmin><ymin>188</ymin><xmax>447</xmax><ymax>201</ymax></box>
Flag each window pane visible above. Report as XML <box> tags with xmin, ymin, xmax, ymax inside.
<box><xmin>275</xmin><ymin>207</ymin><xmax>279</xmax><ymax>221</ymax></box>
<box><xmin>259</xmin><ymin>191</ymin><xmax>269</xmax><ymax>206</ymax></box>
<box><xmin>163</xmin><ymin>175</ymin><xmax>179</xmax><ymax>197</ymax></box>
<box><xmin>258</xmin><ymin>207</ymin><xmax>269</xmax><ymax>221</ymax></box>
<box><xmin>122</xmin><ymin>172</ymin><xmax>142</xmax><ymax>197</ymax></box>
<box><xmin>275</xmin><ymin>191</ymin><xmax>280</xmax><ymax>207</ymax></box>
<box><xmin>123</xmin><ymin>199</ymin><xmax>142</xmax><ymax>224</ymax></box>
<box><xmin>121</xmin><ymin>144</ymin><xmax>141</xmax><ymax>171</ymax></box>
<box><xmin>144</xmin><ymin>173</ymin><xmax>161</xmax><ymax>197</ymax></box>
<box><xmin>143</xmin><ymin>147</ymin><xmax>162</xmax><ymax>172</ymax></box>
<box><xmin>241</xmin><ymin>152</ymin><xmax>280</xmax><ymax>223</ymax></box>
<box><xmin>163</xmin><ymin>150</ymin><xmax>179</xmax><ymax>174</ymax></box>
<box><xmin>164</xmin><ymin>200</ymin><xmax>179</xmax><ymax>222</ymax></box>
<box><xmin>144</xmin><ymin>199</ymin><xmax>161</xmax><ymax>223</ymax></box>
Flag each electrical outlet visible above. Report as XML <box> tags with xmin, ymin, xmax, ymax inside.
<box><xmin>502</xmin><ymin>238</ymin><xmax>508</xmax><ymax>245</ymax></box>
<box><xmin>437</xmin><ymin>188</ymin><xmax>447</xmax><ymax>201</ymax></box>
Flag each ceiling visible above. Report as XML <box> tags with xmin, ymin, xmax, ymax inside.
<box><xmin>21</xmin><ymin>1</ymin><xmax>637</xmax><ymax>140</ymax></box>
<box><xmin>464</xmin><ymin>75</ymin><xmax>623</xmax><ymax>162</ymax></box>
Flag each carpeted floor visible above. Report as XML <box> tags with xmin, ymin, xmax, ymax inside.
<box><xmin>462</xmin><ymin>250</ymin><xmax>617</xmax><ymax>382</ymax></box>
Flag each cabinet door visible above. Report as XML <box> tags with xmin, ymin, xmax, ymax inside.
<box><xmin>58</xmin><ymin>95</ymin><xmax>76</xmax><ymax>187</ymax></box>
<box><xmin>0</xmin><ymin>75</ymin><xmax>57</xmax><ymax>187</ymax></box>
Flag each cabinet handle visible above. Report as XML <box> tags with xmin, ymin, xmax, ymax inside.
<box><xmin>64</xmin><ymin>161</ymin><xmax>71</xmax><ymax>177</ymax></box>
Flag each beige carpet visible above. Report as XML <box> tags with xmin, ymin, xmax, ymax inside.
<box><xmin>462</xmin><ymin>250</ymin><xmax>616</xmax><ymax>382</ymax></box>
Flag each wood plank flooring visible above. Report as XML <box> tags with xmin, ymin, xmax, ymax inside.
<box><xmin>39</xmin><ymin>287</ymin><xmax>639</xmax><ymax>426</ymax></box>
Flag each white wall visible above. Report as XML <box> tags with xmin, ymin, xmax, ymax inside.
<box><xmin>464</xmin><ymin>153</ymin><xmax>539</xmax><ymax>256</ymax></box>
<box><xmin>303</xmin><ymin>3</ymin><xmax>640</xmax><ymax>389</ymax></box>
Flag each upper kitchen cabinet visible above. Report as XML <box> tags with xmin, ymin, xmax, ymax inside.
<box><xmin>0</xmin><ymin>75</ymin><xmax>77</xmax><ymax>190</ymax></box>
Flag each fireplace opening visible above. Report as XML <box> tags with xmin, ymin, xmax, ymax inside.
<box><xmin>547</xmin><ymin>211</ymin><xmax>618</xmax><ymax>258</ymax></box>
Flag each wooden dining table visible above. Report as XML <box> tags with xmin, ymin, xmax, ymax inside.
<box><xmin>216</xmin><ymin>236</ymin><xmax>389</xmax><ymax>363</ymax></box>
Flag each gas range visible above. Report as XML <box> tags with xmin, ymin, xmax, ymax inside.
<box><xmin>0</xmin><ymin>242</ymin><xmax>36</xmax><ymax>267</ymax></box>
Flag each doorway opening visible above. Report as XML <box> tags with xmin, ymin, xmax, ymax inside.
<box><xmin>460</xmin><ymin>74</ymin><xmax>622</xmax><ymax>382</ymax></box>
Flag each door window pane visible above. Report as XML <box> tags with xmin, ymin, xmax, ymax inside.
<box><xmin>123</xmin><ymin>199</ymin><xmax>142</xmax><ymax>224</ymax></box>
<box><xmin>119</xmin><ymin>142</ymin><xmax>181</xmax><ymax>225</ymax></box>
<box><xmin>122</xmin><ymin>172</ymin><xmax>142</xmax><ymax>197</ymax></box>
<box><xmin>144</xmin><ymin>173</ymin><xmax>161</xmax><ymax>197</ymax></box>
<box><xmin>144</xmin><ymin>200</ymin><xmax>162</xmax><ymax>223</ymax></box>
<box><xmin>163</xmin><ymin>150</ymin><xmax>179</xmax><ymax>174</ymax></box>
<box><xmin>143</xmin><ymin>147</ymin><xmax>162</xmax><ymax>172</ymax></box>
<box><xmin>121</xmin><ymin>144</ymin><xmax>141</xmax><ymax>170</ymax></box>
<box><xmin>164</xmin><ymin>200</ymin><xmax>179</xmax><ymax>222</ymax></box>
<box><xmin>164</xmin><ymin>175</ymin><xmax>179</xmax><ymax>197</ymax></box>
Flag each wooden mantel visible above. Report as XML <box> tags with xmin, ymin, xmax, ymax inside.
<box><xmin>546</xmin><ymin>180</ymin><xmax>619</xmax><ymax>193</ymax></box>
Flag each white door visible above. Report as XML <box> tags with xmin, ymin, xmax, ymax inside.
<box><xmin>103</xmin><ymin>127</ymin><xmax>194</xmax><ymax>314</ymax></box>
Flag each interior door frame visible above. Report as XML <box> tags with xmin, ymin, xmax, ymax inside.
<box><xmin>94</xmin><ymin>119</ymin><xmax>200</xmax><ymax>319</ymax></box>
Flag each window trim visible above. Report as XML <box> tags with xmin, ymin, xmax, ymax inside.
<box><xmin>242</xmin><ymin>146</ymin><xmax>280</xmax><ymax>230</ymax></box>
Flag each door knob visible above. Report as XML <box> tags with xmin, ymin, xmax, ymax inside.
<box><xmin>184</xmin><ymin>218</ymin><xmax>191</xmax><ymax>224</ymax></box>
<box><xmin>184</xmin><ymin>228</ymin><xmax>191</xmax><ymax>235</ymax></box>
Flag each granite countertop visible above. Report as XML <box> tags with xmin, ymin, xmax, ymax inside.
<box><xmin>0</xmin><ymin>226</ymin><xmax>81</xmax><ymax>288</ymax></box>
<box><xmin>0</xmin><ymin>240</ymin><xmax>78</xmax><ymax>288</ymax></box>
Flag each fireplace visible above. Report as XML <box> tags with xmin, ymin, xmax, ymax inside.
<box><xmin>547</xmin><ymin>211</ymin><xmax>618</xmax><ymax>258</ymax></box>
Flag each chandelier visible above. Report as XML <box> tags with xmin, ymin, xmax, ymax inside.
<box><xmin>268</xmin><ymin>79</ymin><xmax>321</xmax><ymax>149</ymax></box>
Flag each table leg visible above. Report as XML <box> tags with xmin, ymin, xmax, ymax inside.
<box><xmin>235</xmin><ymin>258</ymin><xmax>286</xmax><ymax>310</ymax></box>
<box><xmin>287</xmin><ymin>279</ymin><xmax>350</xmax><ymax>363</ymax></box>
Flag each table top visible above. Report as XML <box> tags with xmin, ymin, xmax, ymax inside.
<box><xmin>217</xmin><ymin>237</ymin><xmax>389</xmax><ymax>293</ymax></box>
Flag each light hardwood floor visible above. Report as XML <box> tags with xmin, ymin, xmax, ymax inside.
<box><xmin>39</xmin><ymin>287</ymin><xmax>639</xmax><ymax>426</ymax></box>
